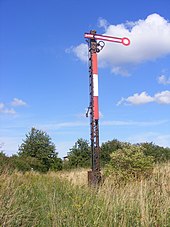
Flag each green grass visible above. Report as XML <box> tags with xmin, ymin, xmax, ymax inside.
<box><xmin>0</xmin><ymin>163</ymin><xmax>170</xmax><ymax>226</ymax></box>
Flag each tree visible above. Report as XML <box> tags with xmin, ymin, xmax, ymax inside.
<box><xmin>18</xmin><ymin>128</ymin><xmax>62</xmax><ymax>172</ymax></box>
<box><xmin>66</xmin><ymin>138</ymin><xmax>91</xmax><ymax>168</ymax></box>
<box><xmin>139</xmin><ymin>142</ymin><xmax>170</xmax><ymax>163</ymax></box>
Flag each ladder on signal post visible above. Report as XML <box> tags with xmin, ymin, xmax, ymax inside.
<box><xmin>85</xmin><ymin>30</ymin><xmax>130</xmax><ymax>186</ymax></box>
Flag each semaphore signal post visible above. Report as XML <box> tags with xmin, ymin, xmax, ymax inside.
<box><xmin>85</xmin><ymin>30</ymin><xmax>130</xmax><ymax>186</ymax></box>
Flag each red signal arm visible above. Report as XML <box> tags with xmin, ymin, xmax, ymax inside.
<box><xmin>84</xmin><ymin>33</ymin><xmax>130</xmax><ymax>46</ymax></box>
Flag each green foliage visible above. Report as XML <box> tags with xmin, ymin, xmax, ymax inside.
<box><xmin>18</xmin><ymin>128</ymin><xmax>62</xmax><ymax>172</ymax></box>
<box><xmin>0</xmin><ymin>151</ymin><xmax>6</xmax><ymax>157</ymax></box>
<box><xmin>101</xmin><ymin>139</ymin><xmax>170</xmax><ymax>167</ymax></box>
<box><xmin>50</xmin><ymin>157</ymin><xmax>63</xmax><ymax>171</ymax></box>
<box><xmin>0</xmin><ymin>154</ymin><xmax>44</xmax><ymax>174</ymax></box>
<box><xmin>105</xmin><ymin>144</ymin><xmax>154</xmax><ymax>180</ymax></box>
<box><xmin>139</xmin><ymin>142</ymin><xmax>170</xmax><ymax>163</ymax></box>
<box><xmin>0</xmin><ymin>155</ymin><xmax>12</xmax><ymax>174</ymax></box>
<box><xmin>100</xmin><ymin>139</ymin><xmax>125</xmax><ymax>166</ymax></box>
<box><xmin>66</xmin><ymin>138</ymin><xmax>91</xmax><ymax>169</ymax></box>
<box><xmin>12</xmin><ymin>156</ymin><xmax>44</xmax><ymax>172</ymax></box>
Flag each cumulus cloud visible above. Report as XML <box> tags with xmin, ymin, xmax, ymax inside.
<box><xmin>154</xmin><ymin>90</ymin><xmax>170</xmax><ymax>104</ymax></box>
<box><xmin>0</xmin><ymin>102</ymin><xmax>16</xmax><ymax>115</ymax></box>
<box><xmin>117</xmin><ymin>90</ymin><xmax>170</xmax><ymax>105</ymax></box>
<box><xmin>72</xmin><ymin>14</ymin><xmax>170</xmax><ymax>75</ymax></box>
<box><xmin>119</xmin><ymin>92</ymin><xmax>154</xmax><ymax>105</ymax></box>
<box><xmin>0</xmin><ymin>98</ymin><xmax>27</xmax><ymax>115</ymax></box>
<box><xmin>158</xmin><ymin>75</ymin><xmax>170</xmax><ymax>85</ymax></box>
<box><xmin>72</xmin><ymin>43</ymin><xmax>88</xmax><ymax>62</ymax></box>
<box><xmin>11</xmin><ymin>98</ymin><xmax>27</xmax><ymax>107</ymax></box>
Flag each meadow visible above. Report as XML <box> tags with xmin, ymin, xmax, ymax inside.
<box><xmin>0</xmin><ymin>163</ymin><xmax>170</xmax><ymax>227</ymax></box>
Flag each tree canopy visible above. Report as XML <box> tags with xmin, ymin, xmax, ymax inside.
<box><xmin>18</xmin><ymin>128</ymin><xmax>62</xmax><ymax>172</ymax></box>
<box><xmin>138</xmin><ymin>142</ymin><xmax>170</xmax><ymax>163</ymax></box>
<box><xmin>100</xmin><ymin>139</ymin><xmax>125</xmax><ymax>165</ymax></box>
<box><xmin>66</xmin><ymin>138</ymin><xmax>91</xmax><ymax>169</ymax></box>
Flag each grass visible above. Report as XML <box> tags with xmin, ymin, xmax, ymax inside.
<box><xmin>0</xmin><ymin>163</ymin><xmax>170</xmax><ymax>227</ymax></box>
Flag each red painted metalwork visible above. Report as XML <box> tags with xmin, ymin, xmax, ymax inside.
<box><xmin>84</xmin><ymin>33</ymin><xmax>130</xmax><ymax>46</ymax></box>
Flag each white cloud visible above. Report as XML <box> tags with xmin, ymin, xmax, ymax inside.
<box><xmin>0</xmin><ymin>98</ymin><xmax>27</xmax><ymax>115</ymax></box>
<box><xmin>154</xmin><ymin>90</ymin><xmax>170</xmax><ymax>104</ymax></box>
<box><xmin>101</xmin><ymin>119</ymin><xmax>167</xmax><ymax>127</ymax></box>
<box><xmin>127</xmin><ymin>92</ymin><xmax>154</xmax><ymax>105</ymax></box>
<box><xmin>111</xmin><ymin>66</ymin><xmax>130</xmax><ymax>76</ymax></box>
<box><xmin>72</xmin><ymin>14</ymin><xmax>170</xmax><ymax>75</ymax></box>
<box><xmin>118</xmin><ymin>90</ymin><xmax>170</xmax><ymax>105</ymax></box>
<box><xmin>98</xmin><ymin>17</ymin><xmax>109</xmax><ymax>30</ymax></box>
<box><xmin>36</xmin><ymin>121</ymin><xmax>88</xmax><ymax>131</ymax></box>
<box><xmin>3</xmin><ymin>108</ymin><xmax>16</xmax><ymax>115</ymax></box>
<box><xmin>11</xmin><ymin>98</ymin><xmax>27</xmax><ymax>106</ymax></box>
<box><xmin>117</xmin><ymin>91</ymin><xmax>154</xmax><ymax>105</ymax></box>
<box><xmin>0</xmin><ymin>102</ymin><xmax>16</xmax><ymax>115</ymax></box>
<box><xmin>72</xmin><ymin>43</ymin><xmax>88</xmax><ymax>62</ymax></box>
<box><xmin>158</xmin><ymin>75</ymin><xmax>170</xmax><ymax>85</ymax></box>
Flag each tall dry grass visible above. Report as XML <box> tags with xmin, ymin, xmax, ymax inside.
<box><xmin>98</xmin><ymin>162</ymin><xmax>170</xmax><ymax>226</ymax></box>
<box><xmin>0</xmin><ymin>163</ymin><xmax>170</xmax><ymax>226</ymax></box>
<box><xmin>55</xmin><ymin>163</ymin><xmax>170</xmax><ymax>226</ymax></box>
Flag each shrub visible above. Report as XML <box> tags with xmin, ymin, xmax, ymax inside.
<box><xmin>100</xmin><ymin>139</ymin><xmax>124</xmax><ymax>165</ymax></box>
<box><xmin>104</xmin><ymin>144</ymin><xmax>154</xmax><ymax>181</ymax></box>
<box><xmin>0</xmin><ymin>155</ymin><xmax>44</xmax><ymax>174</ymax></box>
<box><xmin>139</xmin><ymin>142</ymin><xmax>170</xmax><ymax>163</ymax></box>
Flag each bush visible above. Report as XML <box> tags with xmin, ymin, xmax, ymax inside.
<box><xmin>104</xmin><ymin>144</ymin><xmax>154</xmax><ymax>181</ymax></box>
<box><xmin>0</xmin><ymin>155</ymin><xmax>44</xmax><ymax>174</ymax></box>
<box><xmin>139</xmin><ymin>142</ymin><xmax>170</xmax><ymax>163</ymax></box>
<box><xmin>100</xmin><ymin>139</ymin><xmax>124</xmax><ymax>166</ymax></box>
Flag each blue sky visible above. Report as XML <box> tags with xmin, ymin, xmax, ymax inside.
<box><xmin>0</xmin><ymin>0</ymin><xmax>170</xmax><ymax>158</ymax></box>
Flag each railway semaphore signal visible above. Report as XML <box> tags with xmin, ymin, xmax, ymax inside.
<box><xmin>85</xmin><ymin>30</ymin><xmax>130</xmax><ymax>186</ymax></box>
